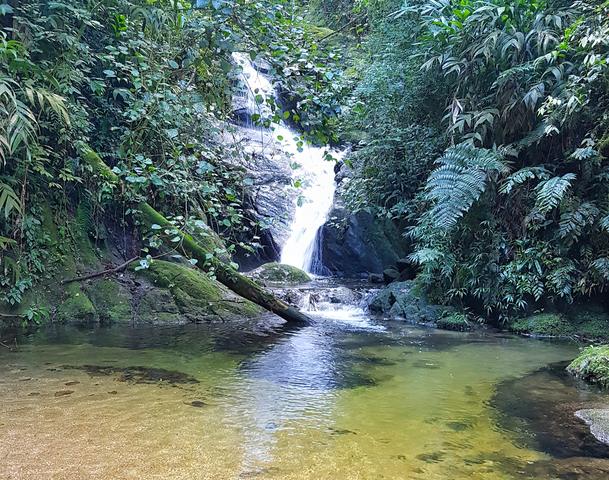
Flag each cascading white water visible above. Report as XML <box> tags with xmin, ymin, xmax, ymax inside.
<box><xmin>233</xmin><ymin>52</ymin><xmax>341</xmax><ymax>274</ymax></box>
<box><xmin>278</xmin><ymin>131</ymin><xmax>341</xmax><ymax>272</ymax></box>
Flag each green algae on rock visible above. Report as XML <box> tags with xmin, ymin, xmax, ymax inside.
<box><xmin>139</xmin><ymin>260</ymin><xmax>262</xmax><ymax>321</ymax></box>
<box><xmin>567</xmin><ymin>345</ymin><xmax>609</xmax><ymax>388</ymax></box>
<box><xmin>247</xmin><ymin>263</ymin><xmax>311</xmax><ymax>285</ymax></box>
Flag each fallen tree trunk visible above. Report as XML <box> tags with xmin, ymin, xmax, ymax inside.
<box><xmin>81</xmin><ymin>147</ymin><xmax>311</xmax><ymax>324</ymax></box>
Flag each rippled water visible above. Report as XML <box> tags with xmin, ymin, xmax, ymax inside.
<box><xmin>1</xmin><ymin>311</ymin><xmax>608</xmax><ymax>479</ymax></box>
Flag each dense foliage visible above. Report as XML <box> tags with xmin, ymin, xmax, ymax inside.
<box><xmin>342</xmin><ymin>0</ymin><xmax>609</xmax><ymax>321</ymax></box>
<box><xmin>0</xmin><ymin>0</ymin><xmax>343</xmax><ymax>320</ymax></box>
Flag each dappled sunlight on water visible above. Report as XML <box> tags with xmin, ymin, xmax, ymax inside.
<box><xmin>1</xmin><ymin>318</ymin><xmax>608</xmax><ymax>479</ymax></box>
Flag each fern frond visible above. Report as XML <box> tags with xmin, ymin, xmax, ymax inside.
<box><xmin>500</xmin><ymin>166</ymin><xmax>551</xmax><ymax>194</ymax></box>
<box><xmin>535</xmin><ymin>173</ymin><xmax>576</xmax><ymax>213</ymax></box>
<box><xmin>600</xmin><ymin>214</ymin><xmax>609</xmax><ymax>234</ymax></box>
<box><xmin>558</xmin><ymin>202</ymin><xmax>599</xmax><ymax>239</ymax></box>
<box><xmin>592</xmin><ymin>258</ymin><xmax>609</xmax><ymax>280</ymax></box>
<box><xmin>425</xmin><ymin>144</ymin><xmax>507</xmax><ymax>229</ymax></box>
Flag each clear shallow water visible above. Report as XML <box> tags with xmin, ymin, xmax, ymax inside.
<box><xmin>1</xmin><ymin>314</ymin><xmax>608</xmax><ymax>479</ymax></box>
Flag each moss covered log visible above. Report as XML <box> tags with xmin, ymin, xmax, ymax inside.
<box><xmin>81</xmin><ymin>147</ymin><xmax>311</xmax><ymax>324</ymax></box>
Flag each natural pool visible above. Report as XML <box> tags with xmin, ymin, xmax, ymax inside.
<box><xmin>1</xmin><ymin>311</ymin><xmax>608</xmax><ymax>479</ymax></box>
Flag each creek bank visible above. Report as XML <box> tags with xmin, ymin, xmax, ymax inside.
<box><xmin>509</xmin><ymin>306</ymin><xmax>609</xmax><ymax>342</ymax></box>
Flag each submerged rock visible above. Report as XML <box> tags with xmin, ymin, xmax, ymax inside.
<box><xmin>492</xmin><ymin>362</ymin><xmax>609</xmax><ymax>459</ymax></box>
<box><xmin>54</xmin><ymin>390</ymin><xmax>74</xmax><ymax>397</ymax></box>
<box><xmin>64</xmin><ymin>365</ymin><xmax>200</xmax><ymax>385</ymax></box>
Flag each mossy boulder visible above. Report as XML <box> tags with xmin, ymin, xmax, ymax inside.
<box><xmin>248</xmin><ymin>263</ymin><xmax>311</xmax><ymax>285</ymax></box>
<box><xmin>85</xmin><ymin>278</ymin><xmax>132</xmax><ymax>323</ymax></box>
<box><xmin>55</xmin><ymin>283</ymin><xmax>97</xmax><ymax>324</ymax></box>
<box><xmin>510</xmin><ymin>313</ymin><xmax>575</xmax><ymax>337</ymax></box>
<box><xmin>567</xmin><ymin>346</ymin><xmax>609</xmax><ymax>388</ymax></box>
<box><xmin>437</xmin><ymin>313</ymin><xmax>473</xmax><ymax>332</ymax></box>
<box><xmin>139</xmin><ymin>260</ymin><xmax>262</xmax><ymax>321</ymax></box>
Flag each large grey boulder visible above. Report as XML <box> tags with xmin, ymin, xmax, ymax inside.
<box><xmin>367</xmin><ymin>281</ymin><xmax>442</xmax><ymax>324</ymax></box>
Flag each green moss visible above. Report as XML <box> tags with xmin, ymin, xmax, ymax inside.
<box><xmin>85</xmin><ymin>278</ymin><xmax>132</xmax><ymax>324</ymax></box>
<box><xmin>81</xmin><ymin>146</ymin><xmax>119</xmax><ymax>182</ymax></box>
<box><xmin>567</xmin><ymin>345</ymin><xmax>609</xmax><ymax>388</ymax></box>
<box><xmin>510</xmin><ymin>313</ymin><xmax>575</xmax><ymax>337</ymax></box>
<box><xmin>72</xmin><ymin>200</ymin><xmax>101</xmax><ymax>268</ymax></box>
<box><xmin>139</xmin><ymin>260</ymin><xmax>261</xmax><ymax>319</ymax></box>
<box><xmin>566</xmin><ymin>305</ymin><xmax>609</xmax><ymax>341</ymax></box>
<box><xmin>251</xmin><ymin>263</ymin><xmax>311</xmax><ymax>284</ymax></box>
<box><xmin>436</xmin><ymin>312</ymin><xmax>473</xmax><ymax>332</ymax></box>
<box><xmin>55</xmin><ymin>283</ymin><xmax>97</xmax><ymax>324</ymax></box>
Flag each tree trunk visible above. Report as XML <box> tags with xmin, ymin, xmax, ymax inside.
<box><xmin>81</xmin><ymin>147</ymin><xmax>311</xmax><ymax>324</ymax></box>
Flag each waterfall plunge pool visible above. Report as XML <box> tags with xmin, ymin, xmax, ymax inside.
<box><xmin>1</xmin><ymin>308</ymin><xmax>608</xmax><ymax>479</ymax></box>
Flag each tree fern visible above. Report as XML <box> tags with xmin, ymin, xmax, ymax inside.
<box><xmin>425</xmin><ymin>144</ymin><xmax>508</xmax><ymax>229</ymax></box>
<box><xmin>534</xmin><ymin>173</ymin><xmax>576</xmax><ymax>213</ymax></box>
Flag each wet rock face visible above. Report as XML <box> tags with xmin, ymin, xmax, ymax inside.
<box><xmin>224</xmin><ymin>128</ymin><xmax>298</xmax><ymax>271</ymax></box>
<box><xmin>315</xmin><ymin>208</ymin><xmax>407</xmax><ymax>277</ymax></box>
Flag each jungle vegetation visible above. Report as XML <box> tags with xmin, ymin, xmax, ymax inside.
<box><xmin>0</xmin><ymin>0</ymin><xmax>343</xmax><ymax>324</ymax></box>
<box><xmin>340</xmin><ymin>0</ymin><xmax>609</xmax><ymax>323</ymax></box>
<box><xmin>3</xmin><ymin>0</ymin><xmax>609</xmax><ymax>329</ymax></box>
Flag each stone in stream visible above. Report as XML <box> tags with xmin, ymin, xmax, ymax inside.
<box><xmin>576</xmin><ymin>410</ymin><xmax>609</xmax><ymax>445</ymax></box>
<box><xmin>367</xmin><ymin>281</ymin><xmax>443</xmax><ymax>324</ymax></box>
<box><xmin>416</xmin><ymin>451</ymin><xmax>446</xmax><ymax>463</ymax></box>
<box><xmin>382</xmin><ymin>268</ymin><xmax>400</xmax><ymax>284</ymax></box>
<box><xmin>54</xmin><ymin>390</ymin><xmax>74</xmax><ymax>397</ymax></box>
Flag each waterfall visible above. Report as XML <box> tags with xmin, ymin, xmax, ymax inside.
<box><xmin>233</xmin><ymin>52</ymin><xmax>341</xmax><ymax>274</ymax></box>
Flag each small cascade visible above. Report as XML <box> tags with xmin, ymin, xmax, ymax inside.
<box><xmin>232</xmin><ymin>52</ymin><xmax>341</xmax><ymax>275</ymax></box>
